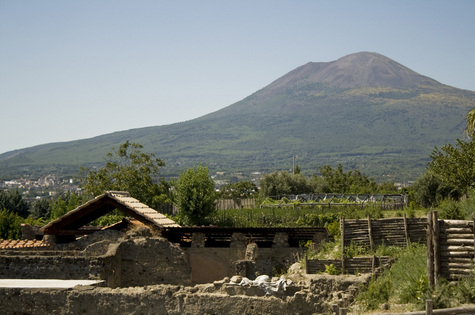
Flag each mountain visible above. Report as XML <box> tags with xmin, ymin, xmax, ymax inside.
<box><xmin>1</xmin><ymin>52</ymin><xmax>474</xmax><ymax>182</ymax></box>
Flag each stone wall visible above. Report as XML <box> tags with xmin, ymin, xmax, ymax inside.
<box><xmin>185</xmin><ymin>243</ymin><xmax>305</xmax><ymax>283</ymax></box>
<box><xmin>0</xmin><ymin>233</ymin><xmax>191</xmax><ymax>288</ymax></box>
<box><xmin>0</xmin><ymin>255</ymin><xmax>102</xmax><ymax>280</ymax></box>
<box><xmin>105</xmin><ymin>237</ymin><xmax>191</xmax><ymax>287</ymax></box>
<box><xmin>0</xmin><ymin>228</ymin><xmax>311</xmax><ymax>287</ymax></box>
<box><xmin>0</xmin><ymin>274</ymin><xmax>367</xmax><ymax>315</ymax></box>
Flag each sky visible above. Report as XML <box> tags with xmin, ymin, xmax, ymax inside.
<box><xmin>1</xmin><ymin>1</ymin><xmax>474</xmax><ymax>155</ymax></box>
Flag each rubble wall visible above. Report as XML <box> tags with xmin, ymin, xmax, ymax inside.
<box><xmin>0</xmin><ymin>281</ymin><xmax>344</xmax><ymax>315</ymax></box>
<box><xmin>107</xmin><ymin>237</ymin><xmax>191</xmax><ymax>287</ymax></box>
<box><xmin>0</xmin><ymin>255</ymin><xmax>102</xmax><ymax>280</ymax></box>
<box><xmin>0</xmin><ymin>236</ymin><xmax>191</xmax><ymax>288</ymax></box>
<box><xmin>185</xmin><ymin>246</ymin><xmax>306</xmax><ymax>283</ymax></box>
<box><xmin>0</xmin><ymin>273</ymin><xmax>368</xmax><ymax>315</ymax></box>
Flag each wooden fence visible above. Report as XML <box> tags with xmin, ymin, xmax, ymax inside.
<box><xmin>332</xmin><ymin>300</ymin><xmax>475</xmax><ymax>315</ymax></box>
<box><xmin>215</xmin><ymin>198</ymin><xmax>256</xmax><ymax>210</ymax></box>
<box><xmin>157</xmin><ymin>198</ymin><xmax>257</xmax><ymax>215</ymax></box>
<box><xmin>427</xmin><ymin>211</ymin><xmax>475</xmax><ymax>285</ymax></box>
<box><xmin>306</xmin><ymin>216</ymin><xmax>426</xmax><ymax>275</ymax></box>
<box><xmin>306</xmin><ymin>256</ymin><xmax>394</xmax><ymax>275</ymax></box>
<box><xmin>341</xmin><ymin>216</ymin><xmax>427</xmax><ymax>251</ymax></box>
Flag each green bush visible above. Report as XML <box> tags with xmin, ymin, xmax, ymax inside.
<box><xmin>325</xmin><ymin>220</ymin><xmax>340</xmax><ymax>239</ymax></box>
<box><xmin>325</xmin><ymin>263</ymin><xmax>340</xmax><ymax>275</ymax></box>
<box><xmin>437</xmin><ymin>198</ymin><xmax>466</xmax><ymax>220</ymax></box>
<box><xmin>358</xmin><ymin>276</ymin><xmax>392</xmax><ymax>310</ymax></box>
<box><xmin>344</xmin><ymin>241</ymin><xmax>368</xmax><ymax>258</ymax></box>
<box><xmin>355</xmin><ymin>244</ymin><xmax>427</xmax><ymax>311</ymax></box>
<box><xmin>0</xmin><ymin>209</ymin><xmax>23</xmax><ymax>239</ymax></box>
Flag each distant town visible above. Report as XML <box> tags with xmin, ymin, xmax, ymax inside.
<box><xmin>1</xmin><ymin>170</ymin><xmax>411</xmax><ymax>203</ymax></box>
<box><xmin>0</xmin><ymin>171</ymin><xmax>267</xmax><ymax>201</ymax></box>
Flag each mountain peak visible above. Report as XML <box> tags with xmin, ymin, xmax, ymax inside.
<box><xmin>266</xmin><ymin>51</ymin><xmax>440</xmax><ymax>91</ymax></box>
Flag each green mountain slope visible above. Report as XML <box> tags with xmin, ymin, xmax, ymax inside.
<box><xmin>1</xmin><ymin>52</ymin><xmax>474</xmax><ymax>181</ymax></box>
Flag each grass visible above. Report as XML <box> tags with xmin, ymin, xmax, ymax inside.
<box><xmin>352</xmin><ymin>243</ymin><xmax>475</xmax><ymax>312</ymax></box>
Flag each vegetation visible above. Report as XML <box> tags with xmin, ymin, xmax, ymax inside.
<box><xmin>173</xmin><ymin>165</ymin><xmax>217</xmax><ymax>225</ymax></box>
<box><xmin>217</xmin><ymin>181</ymin><xmax>258</xmax><ymax>199</ymax></box>
<box><xmin>79</xmin><ymin>141</ymin><xmax>171</xmax><ymax>210</ymax></box>
<box><xmin>0</xmin><ymin>189</ymin><xmax>29</xmax><ymax>218</ymax></box>
<box><xmin>259</xmin><ymin>164</ymin><xmax>398</xmax><ymax>198</ymax></box>
<box><xmin>0</xmin><ymin>209</ymin><xmax>23</xmax><ymax>239</ymax></box>
<box><xmin>354</xmin><ymin>243</ymin><xmax>475</xmax><ymax>312</ymax></box>
<box><xmin>428</xmin><ymin>139</ymin><xmax>475</xmax><ymax>196</ymax></box>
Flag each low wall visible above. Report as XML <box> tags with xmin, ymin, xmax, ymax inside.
<box><xmin>0</xmin><ymin>275</ymin><xmax>367</xmax><ymax>315</ymax></box>
<box><xmin>186</xmin><ymin>246</ymin><xmax>305</xmax><ymax>283</ymax></box>
<box><xmin>106</xmin><ymin>237</ymin><xmax>191</xmax><ymax>287</ymax></box>
<box><xmin>0</xmin><ymin>236</ymin><xmax>191</xmax><ymax>288</ymax></box>
<box><xmin>0</xmin><ymin>255</ymin><xmax>102</xmax><ymax>280</ymax></box>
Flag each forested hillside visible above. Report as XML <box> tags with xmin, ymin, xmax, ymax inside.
<box><xmin>1</xmin><ymin>52</ymin><xmax>474</xmax><ymax>181</ymax></box>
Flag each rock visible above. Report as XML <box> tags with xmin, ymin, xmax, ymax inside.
<box><xmin>229</xmin><ymin>275</ymin><xmax>242</xmax><ymax>284</ymax></box>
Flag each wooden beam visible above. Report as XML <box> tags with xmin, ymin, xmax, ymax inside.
<box><xmin>427</xmin><ymin>211</ymin><xmax>434</xmax><ymax>288</ymax></box>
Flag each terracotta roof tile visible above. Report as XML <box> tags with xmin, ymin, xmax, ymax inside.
<box><xmin>0</xmin><ymin>239</ymin><xmax>49</xmax><ymax>249</ymax></box>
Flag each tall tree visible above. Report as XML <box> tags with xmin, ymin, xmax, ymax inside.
<box><xmin>174</xmin><ymin>165</ymin><xmax>216</xmax><ymax>225</ymax></box>
<box><xmin>30</xmin><ymin>198</ymin><xmax>52</xmax><ymax>220</ymax></box>
<box><xmin>466</xmin><ymin>107</ymin><xmax>475</xmax><ymax>138</ymax></box>
<box><xmin>218</xmin><ymin>181</ymin><xmax>258</xmax><ymax>200</ymax></box>
<box><xmin>429</xmin><ymin>139</ymin><xmax>475</xmax><ymax>195</ymax></box>
<box><xmin>259</xmin><ymin>171</ymin><xmax>311</xmax><ymax>197</ymax></box>
<box><xmin>49</xmin><ymin>193</ymin><xmax>82</xmax><ymax>220</ymax></box>
<box><xmin>0</xmin><ymin>189</ymin><xmax>29</xmax><ymax>218</ymax></box>
<box><xmin>80</xmin><ymin>141</ymin><xmax>169</xmax><ymax>209</ymax></box>
<box><xmin>319</xmin><ymin>164</ymin><xmax>381</xmax><ymax>194</ymax></box>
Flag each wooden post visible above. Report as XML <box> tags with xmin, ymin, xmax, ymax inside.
<box><xmin>372</xmin><ymin>255</ymin><xmax>376</xmax><ymax>274</ymax></box>
<box><xmin>432</xmin><ymin>211</ymin><xmax>440</xmax><ymax>286</ymax></box>
<box><xmin>367</xmin><ymin>215</ymin><xmax>374</xmax><ymax>251</ymax></box>
<box><xmin>304</xmin><ymin>253</ymin><xmax>308</xmax><ymax>274</ymax></box>
<box><xmin>341</xmin><ymin>217</ymin><xmax>345</xmax><ymax>273</ymax></box>
<box><xmin>339</xmin><ymin>308</ymin><xmax>347</xmax><ymax>315</ymax></box>
<box><xmin>427</xmin><ymin>211</ymin><xmax>434</xmax><ymax>288</ymax></box>
<box><xmin>331</xmin><ymin>304</ymin><xmax>339</xmax><ymax>315</ymax></box>
<box><xmin>426</xmin><ymin>299</ymin><xmax>433</xmax><ymax>315</ymax></box>
<box><xmin>403</xmin><ymin>213</ymin><xmax>410</xmax><ymax>246</ymax></box>
<box><xmin>473</xmin><ymin>213</ymin><xmax>475</xmax><ymax>261</ymax></box>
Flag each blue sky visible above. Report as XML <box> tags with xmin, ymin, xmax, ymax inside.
<box><xmin>1</xmin><ymin>1</ymin><xmax>474</xmax><ymax>154</ymax></box>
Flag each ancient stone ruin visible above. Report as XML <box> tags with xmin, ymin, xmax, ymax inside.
<box><xmin>0</xmin><ymin>191</ymin><xmax>368</xmax><ymax>314</ymax></box>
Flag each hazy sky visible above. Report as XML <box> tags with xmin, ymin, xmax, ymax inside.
<box><xmin>1</xmin><ymin>1</ymin><xmax>474</xmax><ymax>154</ymax></box>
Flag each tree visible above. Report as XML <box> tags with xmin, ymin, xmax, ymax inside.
<box><xmin>174</xmin><ymin>165</ymin><xmax>216</xmax><ymax>225</ymax></box>
<box><xmin>259</xmin><ymin>171</ymin><xmax>311</xmax><ymax>198</ymax></box>
<box><xmin>30</xmin><ymin>198</ymin><xmax>52</xmax><ymax>220</ymax></box>
<box><xmin>428</xmin><ymin>139</ymin><xmax>475</xmax><ymax>196</ymax></box>
<box><xmin>218</xmin><ymin>181</ymin><xmax>258</xmax><ymax>200</ymax></box>
<box><xmin>466</xmin><ymin>107</ymin><xmax>475</xmax><ymax>138</ymax></box>
<box><xmin>79</xmin><ymin>141</ymin><xmax>169</xmax><ymax>209</ymax></box>
<box><xmin>409</xmin><ymin>171</ymin><xmax>459</xmax><ymax>208</ymax></box>
<box><xmin>0</xmin><ymin>189</ymin><xmax>29</xmax><ymax>218</ymax></box>
<box><xmin>319</xmin><ymin>164</ymin><xmax>382</xmax><ymax>194</ymax></box>
<box><xmin>0</xmin><ymin>209</ymin><xmax>23</xmax><ymax>239</ymax></box>
<box><xmin>308</xmin><ymin>175</ymin><xmax>330</xmax><ymax>193</ymax></box>
<box><xmin>50</xmin><ymin>193</ymin><xmax>82</xmax><ymax>220</ymax></box>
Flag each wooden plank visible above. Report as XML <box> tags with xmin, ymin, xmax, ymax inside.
<box><xmin>341</xmin><ymin>217</ymin><xmax>345</xmax><ymax>273</ymax></box>
<box><xmin>433</xmin><ymin>211</ymin><xmax>440</xmax><ymax>286</ymax></box>
<box><xmin>427</xmin><ymin>212</ymin><xmax>434</xmax><ymax>288</ymax></box>
<box><xmin>368</xmin><ymin>216</ymin><xmax>373</xmax><ymax>251</ymax></box>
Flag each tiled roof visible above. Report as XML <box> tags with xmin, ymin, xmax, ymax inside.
<box><xmin>41</xmin><ymin>191</ymin><xmax>180</xmax><ymax>236</ymax></box>
<box><xmin>0</xmin><ymin>239</ymin><xmax>48</xmax><ymax>249</ymax></box>
<box><xmin>108</xmin><ymin>191</ymin><xmax>179</xmax><ymax>228</ymax></box>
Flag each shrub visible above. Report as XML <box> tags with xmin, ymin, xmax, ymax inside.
<box><xmin>0</xmin><ymin>209</ymin><xmax>23</xmax><ymax>239</ymax></box>
<box><xmin>325</xmin><ymin>263</ymin><xmax>340</xmax><ymax>275</ymax></box>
